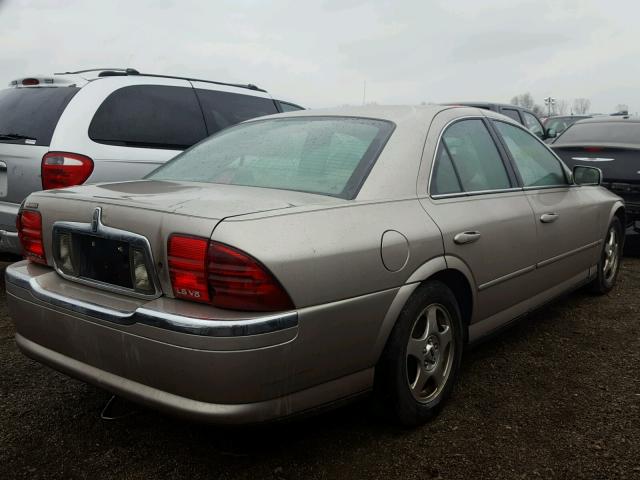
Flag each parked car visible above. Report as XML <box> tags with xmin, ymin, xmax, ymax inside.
<box><xmin>447</xmin><ymin>102</ymin><xmax>551</xmax><ymax>140</ymax></box>
<box><xmin>0</xmin><ymin>68</ymin><xmax>303</xmax><ymax>256</ymax></box>
<box><xmin>543</xmin><ymin>115</ymin><xmax>591</xmax><ymax>140</ymax></box>
<box><xmin>551</xmin><ymin>116</ymin><xmax>639</xmax><ymax>230</ymax></box>
<box><xmin>7</xmin><ymin>106</ymin><xmax>624</xmax><ymax>426</ymax></box>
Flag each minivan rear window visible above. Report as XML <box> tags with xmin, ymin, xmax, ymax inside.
<box><xmin>148</xmin><ymin>117</ymin><xmax>395</xmax><ymax>199</ymax></box>
<box><xmin>0</xmin><ymin>87</ymin><xmax>79</xmax><ymax>146</ymax></box>
<box><xmin>557</xmin><ymin>122</ymin><xmax>640</xmax><ymax>145</ymax></box>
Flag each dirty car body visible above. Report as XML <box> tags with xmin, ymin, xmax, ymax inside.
<box><xmin>6</xmin><ymin>106</ymin><xmax>624</xmax><ymax>424</ymax></box>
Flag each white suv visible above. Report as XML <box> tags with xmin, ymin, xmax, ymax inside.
<box><xmin>0</xmin><ymin>68</ymin><xmax>303</xmax><ymax>255</ymax></box>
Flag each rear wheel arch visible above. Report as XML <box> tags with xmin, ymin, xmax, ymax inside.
<box><xmin>424</xmin><ymin>269</ymin><xmax>473</xmax><ymax>343</ymax></box>
<box><xmin>373</xmin><ymin>263</ymin><xmax>475</xmax><ymax>365</ymax></box>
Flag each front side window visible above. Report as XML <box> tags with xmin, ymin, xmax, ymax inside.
<box><xmin>148</xmin><ymin>117</ymin><xmax>394</xmax><ymax>199</ymax></box>
<box><xmin>89</xmin><ymin>85</ymin><xmax>207</xmax><ymax>150</ymax></box>
<box><xmin>522</xmin><ymin>111</ymin><xmax>544</xmax><ymax>138</ymax></box>
<box><xmin>494</xmin><ymin>121</ymin><xmax>567</xmax><ymax>187</ymax></box>
<box><xmin>432</xmin><ymin>119</ymin><xmax>511</xmax><ymax>194</ymax></box>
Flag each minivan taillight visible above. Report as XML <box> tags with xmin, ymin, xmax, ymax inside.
<box><xmin>41</xmin><ymin>152</ymin><xmax>94</xmax><ymax>190</ymax></box>
<box><xmin>167</xmin><ymin>235</ymin><xmax>294</xmax><ymax>312</ymax></box>
<box><xmin>17</xmin><ymin>210</ymin><xmax>46</xmax><ymax>264</ymax></box>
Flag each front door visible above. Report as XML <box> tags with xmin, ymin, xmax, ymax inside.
<box><xmin>490</xmin><ymin>120</ymin><xmax>600</xmax><ymax>289</ymax></box>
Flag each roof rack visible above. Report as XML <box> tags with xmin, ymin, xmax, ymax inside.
<box><xmin>53</xmin><ymin>68</ymin><xmax>265</xmax><ymax>92</ymax></box>
<box><xmin>54</xmin><ymin>68</ymin><xmax>139</xmax><ymax>75</ymax></box>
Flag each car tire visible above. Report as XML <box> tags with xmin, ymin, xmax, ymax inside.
<box><xmin>590</xmin><ymin>216</ymin><xmax>623</xmax><ymax>295</ymax></box>
<box><xmin>375</xmin><ymin>281</ymin><xmax>464</xmax><ymax>427</ymax></box>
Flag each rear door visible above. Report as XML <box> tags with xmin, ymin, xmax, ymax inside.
<box><xmin>491</xmin><ymin>120</ymin><xmax>600</xmax><ymax>288</ymax></box>
<box><xmin>421</xmin><ymin>114</ymin><xmax>539</xmax><ymax>323</ymax></box>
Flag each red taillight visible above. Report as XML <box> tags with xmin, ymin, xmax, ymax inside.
<box><xmin>17</xmin><ymin>210</ymin><xmax>46</xmax><ymax>264</ymax></box>
<box><xmin>167</xmin><ymin>235</ymin><xmax>211</xmax><ymax>303</ymax></box>
<box><xmin>207</xmin><ymin>241</ymin><xmax>293</xmax><ymax>312</ymax></box>
<box><xmin>22</xmin><ymin>78</ymin><xmax>39</xmax><ymax>86</ymax></box>
<box><xmin>41</xmin><ymin>152</ymin><xmax>94</xmax><ymax>190</ymax></box>
<box><xmin>167</xmin><ymin>235</ymin><xmax>293</xmax><ymax>312</ymax></box>
<box><xmin>584</xmin><ymin>146</ymin><xmax>603</xmax><ymax>153</ymax></box>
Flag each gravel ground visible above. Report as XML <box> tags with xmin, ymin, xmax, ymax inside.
<box><xmin>1</xmin><ymin>245</ymin><xmax>639</xmax><ymax>480</ymax></box>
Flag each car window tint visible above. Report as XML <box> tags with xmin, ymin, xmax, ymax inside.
<box><xmin>89</xmin><ymin>85</ymin><xmax>207</xmax><ymax>150</ymax></box>
<box><xmin>556</xmin><ymin>122</ymin><xmax>640</xmax><ymax>144</ymax></box>
<box><xmin>431</xmin><ymin>146</ymin><xmax>462</xmax><ymax>195</ymax></box>
<box><xmin>441</xmin><ymin>119</ymin><xmax>511</xmax><ymax>192</ymax></box>
<box><xmin>148</xmin><ymin>117</ymin><xmax>394</xmax><ymax>199</ymax></box>
<box><xmin>0</xmin><ymin>87</ymin><xmax>79</xmax><ymax>146</ymax></box>
<box><xmin>195</xmin><ymin>89</ymin><xmax>278</xmax><ymax>134</ymax></box>
<box><xmin>522</xmin><ymin>112</ymin><xmax>544</xmax><ymax>137</ymax></box>
<box><xmin>278</xmin><ymin>101</ymin><xmax>304</xmax><ymax>112</ymax></box>
<box><xmin>501</xmin><ymin>108</ymin><xmax>521</xmax><ymax>122</ymax></box>
<box><xmin>494</xmin><ymin>121</ymin><xmax>567</xmax><ymax>187</ymax></box>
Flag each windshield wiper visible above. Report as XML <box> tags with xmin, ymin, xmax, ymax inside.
<box><xmin>0</xmin><ymin>132</ymin><xmax>37</xmax><ymax>141</ymax></box>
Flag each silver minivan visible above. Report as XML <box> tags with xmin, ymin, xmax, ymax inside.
<box><xmin>0</xmin><ymin>68</ymin><xmax>302</xmax><ymax>255</ymax></box>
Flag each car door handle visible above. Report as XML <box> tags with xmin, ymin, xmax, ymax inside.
<box><xmin>453</xmin><ymin>231</ymin><xmax>481</xmax><ymax>245</ymax></box>
<box><xmin>540</xmin><ymin>213</ymin><xmax>559</xmax><ymax>223</ymax></box>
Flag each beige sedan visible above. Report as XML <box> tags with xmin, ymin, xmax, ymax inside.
<box><xmin>7</xmin><ymin>105</ymin><xmax>624</xmax><ymax>425</ymax></box>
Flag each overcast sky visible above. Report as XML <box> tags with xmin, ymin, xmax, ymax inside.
<box><xmin>1</xmin><ymin>0</ymin><xmax>639</xmax><ymax>114</ymax></box>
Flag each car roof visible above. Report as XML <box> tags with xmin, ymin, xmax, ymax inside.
<box><xmin>249</xmin><ymin>104</ymin><xmax>455</xmax><ymax>125</ymax></box>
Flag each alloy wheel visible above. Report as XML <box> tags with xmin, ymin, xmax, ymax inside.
<box><xmin>406</xmin><ymin>303</ymin><xmax>455</xmax><ymax>403</ymax></box>
<box><xmin>603</xmin><ymin>226</ymin><xmax>620</xmax><ymax>282</ymax></box>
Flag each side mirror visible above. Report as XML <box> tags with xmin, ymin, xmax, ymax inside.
<box><xmin>546</xmin><ymin>128</ymin><xmax>557</xmax><ymax>138</ymax></box>
<box><xmin>573</xmin><ymin>165</ymin><xmax>602</xmax><ymax>186</ymax></box>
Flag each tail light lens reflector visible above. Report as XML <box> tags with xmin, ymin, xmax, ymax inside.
<box><xmin>207</xmin><ymin>242</ymin><xmax>293</xmax><ymax>311</ymax></box>
<box><xmin>167</xmin><ymin>235</ymin><xmax>294</xmax><ymax>311</ymax></box>
<box><xmin>42</xmin><ymin>152</ymin><xmax>94</xmax><ymax>190</ymax></box>
<box><xmin>17</xmin><ymin>210</ymin><xmax>46</xmax><ymax>264</ymax></box>
<box><xmin>167</xmin><ymin>235</ymin><xmax>210</xmax><ymax>303</ymax></box>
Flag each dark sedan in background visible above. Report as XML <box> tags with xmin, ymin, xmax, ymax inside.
<box><xmin>551</xmin><ymin>117</ymin><xmax>640</xmax><ymax>230</ymax></box>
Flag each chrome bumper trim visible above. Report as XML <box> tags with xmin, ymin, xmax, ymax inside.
<box><xmin>6</xmin><ymin>265</ymin><xmax>298</xmax><ymax>337</ymax></box>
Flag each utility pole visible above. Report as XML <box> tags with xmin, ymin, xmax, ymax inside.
<box><xmin>544</xmin><ymin>96</ymin><xmax>556</xmax><ymax>116</ymax></box>
<box><xmin>362</xmin><ymin>80</ymin><xmax>366</xmax><ymax>105</ymax></box>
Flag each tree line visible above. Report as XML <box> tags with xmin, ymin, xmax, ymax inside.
<box><xmin>510</xmin><ymin>93</ymin><xmax>592</xmax><ymax>116</ymax></box>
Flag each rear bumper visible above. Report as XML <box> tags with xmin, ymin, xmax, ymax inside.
<box><xmin>6</xmin><ymin>261</ymin><xmax>382</xmax><ymax>424</ymax></box>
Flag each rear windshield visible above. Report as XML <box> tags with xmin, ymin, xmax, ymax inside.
<box><xmin>0</xmin><ymin>87</ymin><xmax>79</xmax><ymax>146</ymax></box>
<box><xmin>557</xmin><ymin>122</ymin><xmax>640</xmax><ymax>145</ymax></box>
<box><xmin>148</xmin><ymin>117</ymin><xmax>395</xmax><ymax>199</ymax></box>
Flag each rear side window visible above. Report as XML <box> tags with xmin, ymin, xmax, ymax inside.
<box><xmin>278</xmin><ymin>101</ymin><xmax>304</xmax><ymax>112</ymax></box>
<box><xmin>194</xmin><ymin>89</ymin><xmax>278</xmax><ymax>134</ymax></box>
<box><xmin>501</xmin><ymin>108</ymin><xmax>521</xmax><ymax>123</ymax></box>
<box><xmin>89</xmin><ymin>85</ymin><xmax>207</xmax><ymax>150</ymax></box>
<box><xmin>522</xmin><ymin>111</ymin><xmax>544</xmax><ymax>137</ymax></box>
<box><xmin>431</xmin><ymin>147</ymin><xmax>462</xmax><ymax>195</ymax></box>
<box><xmin>0</xmin><ymin>87</ymin><xmax>79</xmax><ymax>146</ymax></box>
<box><xmin>494</xmin><ymin>121</ymin><xmax>567</xmax><ymax>187</ymax></box>
<box><xmin>557</xmin><ymin>122</ymin><xmax>640</xmax><ymax>144</ymax></box>
<box><xmin>432</xmin><ymin>119</ymin><xmax>511</xmax><ymax>194</ymax></box>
